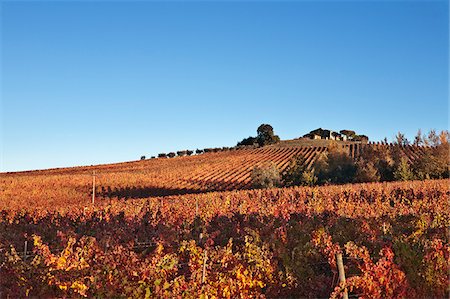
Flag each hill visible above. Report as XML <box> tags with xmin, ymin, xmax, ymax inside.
<box><xmin>0</xmin><ymin>141</ymin><xmax>448</xmax><ymax>298</ymax></box>
<box><xmin>0</xmin><ymin>141</ymin><xmax>428</xmax><ymax>210</ymax></box>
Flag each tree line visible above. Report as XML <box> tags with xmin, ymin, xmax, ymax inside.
<box><xmin>141</xmin><ymin>124</ymin><xmax>280</xmax><ymax>160</ymax></box>
<box><xmin>251</xmin><ymin>129</ymin><xmax>449</xmax><ymax>189</ymax></box>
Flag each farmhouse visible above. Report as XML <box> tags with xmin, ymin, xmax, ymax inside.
<box><xmin>303</xmin><ymin>128</ymin><xmax>345</xmax><ymax>141</ymax></box>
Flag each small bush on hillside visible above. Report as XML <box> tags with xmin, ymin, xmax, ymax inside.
<box><xmin>140</xmin><ymin>156</ymin><xmax>146</xmax><ymax>160</ymax></box>
<box><xmin>251</xmin><ymin>162</ymin><xmax>281</xmax><ymax>189</ymax></box>
<box><xmin>158</xmin><ymin>153</ymin><xmax>167</xmax><ymax>158</ymax></box>
<box><xmin>168</xmin><ymin>152</ymin><xmax>176</xmax><ymax>158</ymax></box>
<box><xmin>300</xmin><ymin>169</ymin><xmax>318</xmax><ymax>186</ymax></box>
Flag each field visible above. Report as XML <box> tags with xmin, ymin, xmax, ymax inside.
<box><xmin>0</xmin><ymin>143</ymin><xmax>448</xmax><ymax>298</ymax></box>
<box><xmin>0</xmin><ymin>143</ymin><xmax>427</xmax><ymax>210</ymax></box>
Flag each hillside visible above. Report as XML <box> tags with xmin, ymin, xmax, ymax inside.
<box><xmin>0</xmin><ymin>142</ymin><xmax>428</xmax><ymax>210</ymax></box>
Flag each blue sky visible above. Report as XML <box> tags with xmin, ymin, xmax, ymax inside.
<box><xmin>1</xmin><ymin>0</ymin><xmax>448</xmax><ymax>172</ymax></box>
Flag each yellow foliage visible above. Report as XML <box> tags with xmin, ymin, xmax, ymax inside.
<box><xmin>70</xmin><ymin>281</ymin><xmax>88</xmax><ymax>297</ymax></box>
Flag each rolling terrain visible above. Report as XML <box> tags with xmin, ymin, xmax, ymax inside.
<box><xmin>0</xmin><ymin>141</ymin><xmax>429</xmax><ymax>210</ymax></box>
<box><xmin>0</xmin><ymin>140</ymin><xmax>448</xmax><ymax>298</ymax></box>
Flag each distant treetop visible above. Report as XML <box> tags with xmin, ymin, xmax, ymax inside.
<box><xmin>237</xmin><ymin>124</ymin><xmax>280</xmax><ymax>147</ymax></box>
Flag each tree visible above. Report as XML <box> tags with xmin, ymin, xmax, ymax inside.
<box><xmin>427</xmin><ymin>129</ymin><xmax>439</xmax><ymax>146</ymax></box>
<box><xmin>340</xmin><ymin>130</ymin><xmax>356</xmax><ymax>139</ymax></box>
<box><xmin>358</xmin><ymin>145</ymin><xmax>395</xmax><ymax>181</ymax></box>
<box><xmin>394</xmin><ymin>132</ymin><xmax>409</xmax><ymax>146</ymax></box>
<box><xmin>353</xmin><ymin>135</ymin><xmax>369</xmax><ymax>143</ymax></box>
<box><xmin>438</xmin><ymin>130</ymin><xmax>449</xmax><ymax>145</ymax></box>
<box><xmin>354</xmin><ymin>158</ymin><xmax>380</xmax><ymax>183</ymax></box>
<box><xmin>237</xmin><ymin>124</ymin><xmax>280</xmax><ymax>147</ymax></box>
<box><xmin>313</xmin><ymin>143</ymin><xmax>357</xmax><ymax>184</ymax></box>
<box><xmin>282</xmin><ymin>156</ymin><xmax>318</xmax><ymax>187</ymax></box>
<box><xmin>412</xmin><ymin>132</ymin><xmax>449</xmax><ymax>179</ymax></box>
<box><xmin>177</xmin><ymin>150</ymin><xmax>187</xmax><ymax>157</ymax></box>
<box><xmin>237</xmin><ymin>136</ymin><xmax>258</xmax><ymax>147</ymax></box>
<box><xmin>393</xmin><ymin>157</ymin><xmax>415</xmax><ymax>181</ymax></box>
<box><xmin>251</xmin><ymin>162</ymin><xmax>281</xmax><ymax>189</ymax></box>
<box><xmin>413</xmin><ymin>129</ymin><xmax>423</xmax><ymax>146</ymax></box>
<box><xmin>256</xmin><ymin>124</ymin><xmax>280</xmax><ymax>146</ymax></box>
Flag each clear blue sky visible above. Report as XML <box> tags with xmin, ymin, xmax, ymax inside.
<box><xmin>1</xmin><ymin>0</ymin><xmax>448</xmax><ymax>172</ymax></box>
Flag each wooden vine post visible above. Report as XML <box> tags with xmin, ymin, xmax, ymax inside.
<box><xmin>336</xmin><ymin>252</ymin><xmax>348</xmax><ymax>299</ymax></box>
<box><xmin>92</xmin><ymin>170</ymin><xmax>96</xmax><ymax>204</ymax></box>
<box><xmin>23</xmin><ymin>240</ymin><xmax>28</xmax><ymax>261</ymax></box>
<box><xmin>202</xmin><ymin>250</ymin><xmax>208</xmax><ymax>284</ymax></box>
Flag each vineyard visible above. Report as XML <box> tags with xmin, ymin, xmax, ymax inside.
<box><xmin>0</xmin><ymin>143</ymin><xmax>429</xmax><ymax>210</ymax></box>
<box><xmin>0</xmin><ymin>179</ymin><xmax>448</xmax><ymax>298</ymax></box>
<box><xmin>1</xmin><ymin>142</ymin><xmax>448</xmax><ymax>298</ymax></box>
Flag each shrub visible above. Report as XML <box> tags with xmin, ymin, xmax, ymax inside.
<box><xmin>300</xmin><ymin>169</ymin><xmax>318</xmax><ymax>186</ymax></box>
<box><xmin>251</xmin><ymin>162</ymin><xmax>281</xmax><ymax>189</ymax></box>
<box><xmin>168</xmin><ymin>152</ymin><xmax>176</xmax><ymax>158</ymax></box>
<box><xmin>140</xmin><ymin>156</ymin><xmax>146</xmax><ymax>160</ymax></box>
<box><xmin>158</xmin><ymin>153</ymin><xmax>167</xmax><ymax>158</ymax></box>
